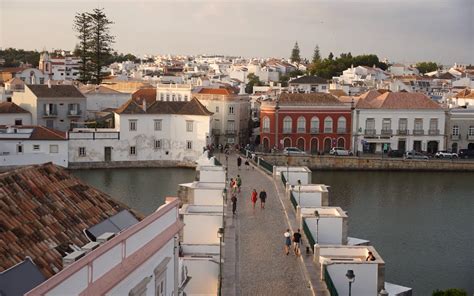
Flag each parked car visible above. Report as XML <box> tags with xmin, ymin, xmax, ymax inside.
<box><xmin>283</xmin><ymin>147</ymin><xmax>306</xmax><ymax>155</ymax></box>
<box><xmin>387</xmin><ymin>149</ymin><xmax>404</xmax><ymax>158</ymax></box>
<box><xmin>458</xmin><ymin>149</ymin><xmax>474</xmax><ymax>159</ymax></box>
<box><xmin>405</xmin><ymin>151</ymin><xmax>429</xmax><ymax>160</ymax></box>
<box><xmin>435</xmin><ymin>151</ymin><xmax>458</xmax><ymax>159</ymax></box>
<box><xmin>329</xmin><ymin>147</ymin><xmax>353</xmax><ymax>156</ymax></box>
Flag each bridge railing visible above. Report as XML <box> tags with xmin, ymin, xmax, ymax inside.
<box><xmin>302</xmin><ymin>219</ymin><xmax>315</xmax><ymax>249</ymax></box>
<box><xmin>289</xmin><ymin>190</ymin><xmax>298</xmax><ymax>209</ymax></box>
<box><xmin>324</xmin><ymin>266</ymin><xmax>339</xmax><ymax>296</ymax></box>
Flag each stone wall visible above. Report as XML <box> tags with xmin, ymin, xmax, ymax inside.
<box><xmin>256</xmin><ymin>154</ymin><xmax>474</xmax><ymax>171</ymax></box>
<box><xmin>68</xmin><ymin>160</ymin><xmax>197</xmax><ymax>170</ymax></box>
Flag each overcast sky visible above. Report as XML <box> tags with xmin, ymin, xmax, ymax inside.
<box><xmin>1</xmin><ymin>0</ymin><xmax>473</xmax><ymax>65</ymax></box>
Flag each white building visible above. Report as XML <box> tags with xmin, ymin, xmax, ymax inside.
<box><xmin>301</xmin><ymin>207</ymin><xmax>348</xmax><ymax>245</ymax></box>
<box><xmin>332</xmin><ymin>65</ymin><xmax>388</xmax><ymax>88</ymax></box>
<box><xmin>68</xmin><ymin>98</ymin><xmax>212</xmax><ymax>165</ymax></box>
<box><xmin>79</xmin><ymin>85</ymin><xmax>130</xmax><ymax>114</ymax></box>
<box><xmin>388</xmin><ymin>63</ymin><xmax>419</xmax><ymax>76</ymax></box>
<box><xmin>156</xmin><ymin>84</ymin><xmax>193</xmax><ymax>102</ymax></box>
<box><xmin>0</xmin><ymin>125</ymin><xmax>68</xmax><ymax>167</ymax></box>
<box><xmin>39</xmin><ymin>52</ymin><xmax>80</xmax><ymax>81</ymax></box>
<box><xmin>288</xmin><ymin>184</ymin><xmax>329</xmax><ymax>208</ymax></box>
<box><xmin>289</xmin><ymin>76</ymin><xmax>329</xmax><ymax>93</ymax></box>
<box><xmin>0</xmin><ymin>102</ymin><xmax>32</xmax><ymax>126</ymax></box>
<box><xmin>353</xmin><ymin>91</ymin><xmax>446</xmax><ymax>154</ymax></box>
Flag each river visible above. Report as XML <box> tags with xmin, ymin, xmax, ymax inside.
<box><xmin>71</xmin><ymin>168</ymin><xmax>473</xmax><ymax>295</ymax></box>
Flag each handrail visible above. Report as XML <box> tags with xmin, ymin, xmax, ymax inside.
<box><xmin>302</xmin><ymin>219</ymin><xmax>315</xmax><ymax>249</ymax></box>
<box><xmin>324</xmin><ymin>266</ymin><xmax>339</xmax><ymax>296</ymax></box>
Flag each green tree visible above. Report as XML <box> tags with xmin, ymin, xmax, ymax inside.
<box><xmin>312</xmin><ymin>45</ymin><xmax>321</xmax><ymax>63</ymax></box>
<box><xmin>245</xmin><ymin>73</ymin><xmax>262</xmax><ymax>94</ymax></box>
<box><xmin>432</xmin><ymin>288</ymin><xmax>467</xmax><ymax>296</ymax></box>
<box><xmin>328</xmin><ymin>52</ymin><xmax>334</xmax><ymax>60</ymax></box>
<box><xmin>416</xmin><ymin>61</ymin><xmax>439</xmax><ymax>74</ymax></box>
<box><xmin>88</xmin><ymin>8</ymin><xmax>115</xmax><ymax>84</ymax></box>
<box><xmin>0</xmin><ymin>48</ymin><xmax>40</xmax><ymax>67</ymax></box>
<box><xmin>73</xmin><ymin>12</ymin><xmax>93</xmax><ymax>83</ymax></box>
<box><xmin>290</xmin><ymin>42</ymin><xmax>301</xmax><ymax>64</ymax></box>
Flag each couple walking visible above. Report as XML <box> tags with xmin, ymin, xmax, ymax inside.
<box><xmin>284</xmin><ymin>229</ymin><xmax>302</xmax><ymax>256</ymax></box>
<box><xmin>251</xmin><ymin>189</ymin><xmax>267</xmax><ymax>209</ymax></box>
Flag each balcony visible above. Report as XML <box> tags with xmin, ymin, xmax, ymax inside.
<box><xmin>226</xmin><ymin>129</ymin><xmax>236</xmax><ymax>135</ymax></box>
<box><xmin>428</xmin><ymin>129</ymin><xmax>440</xmax><ymax>136</ymax></box>
<box><xmin>43</xmin><ymin>111</ymin><xmax>58</xmax><ymax>118</ymax></box>
<box><xmin>468</xmin><ymin>134</ymin><xmax>474</xmax><ymax>140</ymax></box>
<box><xmin>324</xmin><ymin>128</ymin><xmax>333</xmax><ymax>134</ymax></box>
<box><xmin>364</xmin><ymin>129</ymin><xmax>376</xmax><ymax>136</ymax></box>
<box><xmin>397</xmin><ymin>129</ymin><xmax>408</xmax><ymax>135</ymax></box>
<box><xmin>310</xmin><ymin>128</ymin><xmax>319</xmax><ymax>134</ymax></box>
<box><xmin>451</xmin><ymin>134</ymin><xmax>460</xmax><ymax>140</ymax></box>
<box><xmin>413</xmin><ymin>129</ymin><xmax>424</xmax><ymax>136</ymax></box>
<box><xmin>262</xmin><ymin>128</ymin><xmax>270</xmax><ymax>133</ymax></box>
<box><xmin>381</xmin><ymin>129</ymin><xmax>393</xmax><ymax>136</ymax></box>
<box><xmin>283</xmin><ymin>128</ymin><xmax>292</xmax><ymax>134</ymax></box>
<box><xmin>297</xmin><ymin>128</ymin><xmax>306</xmax><ymax>133</ymax></box>
<box><xmin>67</xmin><ymin>110</ymin><xmax>82</xmax><ymax>117</ymax></box>
<box><xmin>212</xmin><ymin>129</ymin><xmax>220</xmax><ymax>135</ymax></box>
<box><xmin>337</xmin><ymin>128</ymin><xmax>347</xmax><ymax>134</ymax></box>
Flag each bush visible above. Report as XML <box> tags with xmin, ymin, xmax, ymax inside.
<box><xmin>432</xmin><ymin>288</ymin><xmax>467</xmax><ymax>296</ymax></box>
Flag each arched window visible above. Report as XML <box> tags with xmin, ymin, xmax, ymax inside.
<box><xmin>283</xmin><ymin>138</ymin><xmax>291</xmax><ymax>147</ymax></box>
<box><xmin>337</xmin><ymin>137</ymin><xmax>345</xmax><ymax>148</ymax></box>
<box><xmin>178</xmin><ymin>94</ymin><xmax>182</xmax><ymax>101</ymax></box>
<box><xmin>324</xmin><ymin>116</ymin><xmax>333</xmax><ymax>133</ymax></box>
<box><xmin>337</xmin><ymin>117</ymin><xmax>346</xmax><ymax>133</ymax></box>
<box><xmin>310</xmin><ymin>117</ymin><xmax>319</xmax><ymax>134</ymax></box>
<box><xmin>297</xmin><ymin>138</ymin><xmax>305</xmax><ymax>151</ymax></box>
<box><xmin>262</xmin><ymin>116</ymin><xmax>270</xmax><ymax>132</ymax></box>
<box><xmin>283</xmin><ymin>116</ymin><xmax>292</xmax><ymax>134</ymax></box>
<box><xmin>297</xmin><ymin>117</ymin><xmax>306</xmax><ymax>133</ymax></box>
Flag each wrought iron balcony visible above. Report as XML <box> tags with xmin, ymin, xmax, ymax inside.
<box><xmin>226</xmin><ymin>129</ymin><xmax>236</xmax><ymax>135</ymax></box>
<box><xmin>262</xmin><ymin>128</ymin><xmax>270</xmax><ymax>133</ymax></box>
<box><xmin>310</xmin><ymin>128</ymin><xmax>319</xmax><ymax>134</ymax></box>
<box><xmin>337</xmin><ymin>128</ymin><xmax>347</xmax><ymax>134</ymax></box>
<box><xmin>428</xmin><ymin>129</ymin><xmax>440</xmax><ymax>136</ymax></box>
<box><xmin>451</xmin><ymin>134</ymin><xmax>460</xmax><ymax>140</ymax></box>
<box><xmin>297</xmin><ymin>127</ymin><xmax>306</xmax><ymax>133</ymax></box>
<box><xmin>283</xmin><ymin>128</ymin><xmax>292</xmax><ymax>134</ymax></box>
<box><xmin>364</xmin><ymin>129</ymin><xmax>376</xmax><ymax>136</ymax></box>
<box><xmin>43</xmin><ymin>111</ymin><xmax>58</xmax><ymax>117</ymax></box>
<box><xmin>212</xmin><ymin>129</ymin><xmax>221</xmax><ymax>135</ymax></box>
<box><xmin>67</xmin><ymin>110</ymin><xmax>82</xmax><ymax>117</ymax></box>
<box><xmin>381</xmin><ymin>129</ymin><xmax>393</xmax><ymax>136</ymax></box>
<box><xmin>324</xmin><ymin>128</ymin><xmax>333</xmax><ymax>134</ymax></box>
<box><xmin>413</xmin><ymin>129</ymin><xmax>424</xmax><ymax>136</ymax></box>
<box><xmin>397</xmin><ymin>129</ymin><xmax>408</xmax><ymax>135</ymax></box>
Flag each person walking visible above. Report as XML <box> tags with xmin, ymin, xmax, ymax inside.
<box><xmin>259</xmin><ymin>189</ymin><xmax>267</xmax><ymax>209</ymax></box>
<box><xmin>231</xmin><ymin>193</ymin><xmax>237</xmax><ymax>215</ymax></box>
<box><xmin>229</xmin><ymin>178</ymin><xmax>235</xmax><ymax>193</ymax></box>
<box><xmin>293</xmin><ymin>229</ymin><xmax>302</xmax><ymax>256</ymax></box>
<box><xmin>251</xmin><ymin>189</ymin><xmax>258</xmax><ymax>209</ymax></box>
<box><xmin>245</xmin><ymin>158</ymin><xmax>250</xmax><ymax>170</ymax></box>
<box><xmin>284</xmin><ymin>229</ymin><xmax>292</xmax><ymax>255</ymax></box>
<box><xmin>236</xmin><ymin>175</ymin><xmax>242</xmax><ymax>193</ymax></box>
<box><xmin>237</xmin><ymin>156</ymin><xmax>242</xmax><ymax>170</ymax></box>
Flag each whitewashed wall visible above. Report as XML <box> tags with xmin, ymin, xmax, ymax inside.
<box><xmin>193</xmin><ymin>188</ymin><xmax>225</xmax><ymax>206</ymax></box>
<box><xmin>182</xmin><ymin>213</ymin><xmax>223</xmax><ymax>245</ymax></box>
<box><xmin>182</xmin><ymin>259</ymin><xmax>219</xmax><ymax>296</ymax></box>
<box><xmin>0</xmin><ymin>113</ymin><xmax>32</xmax><ymax>126</ymax></box>
<box><xmin>0</xmin><ymin>140</ymin><xmax>68</xmax><ymax>167</ymax></box>
<box><xmin>85</xmin><ymin>93</ymin><xmax>130</xmax><ymax>112</ymax></box>
<box><xmin>305</xmin><ymin>217</ymin><xmax>345</xmax><ymax>245</ymax></box>
<box><xmin>326</xmin><ymin>263</ymin><xmax>378</xmax><ymax>296</ymax></box>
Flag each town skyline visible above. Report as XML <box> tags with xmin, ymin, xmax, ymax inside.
<box><xmin>1</xmin><ymin>0</ymin><xmax>473</xmax><ymax>65</ymax></box>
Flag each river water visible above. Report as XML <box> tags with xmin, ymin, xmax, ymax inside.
<box><xmin>312</xmin><ymin>170</ymin><xmax>474</xmax><ymax>295</ymax></box>
<box><xmin>72</xmin><ymin>168</ymin><xmax>473</xmax><ymax>295</ymax></box>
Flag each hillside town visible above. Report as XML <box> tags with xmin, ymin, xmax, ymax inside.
<box><xmin>1</xmin><ymin>2</ymin><xmax>473</xmax><ymax>296</ymax></box>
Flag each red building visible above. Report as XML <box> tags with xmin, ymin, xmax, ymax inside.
<box><xmin>260</xmin><ymin>93</ymin><xmax>352</xmax><ymax>153</ymax></box>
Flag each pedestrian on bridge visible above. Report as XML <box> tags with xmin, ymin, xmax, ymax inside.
<box><xmin>259</xmin><ymin>189</ymin><xmax>267</xmax><ymax>209</ymax></box>
<box><xmin>236</xmin><ymin>175</ymin><xmax>242</xmax><ymax>193</ymax></box>
<box><xmin>293</xmin><ymin>229</ymin><xmax>302</xmax><ymax>256</ymax></box>
<box><xmin>251</xmin><ymin>189</ymin><xmax>258</xmax><ymax>209</ymax></box>
<box><xmin>237</xmin><ymin>156</ymin><xmax>242</xmax><ymax>170</ymax></box>
<box><xmin>284</xmin><ymin>229</ymin><xmax>292</xmax><ymax>255</ymax></box>
<box><xmin>231</xmin><ymin>193</ymin><xmax>237</xmax><ymax>215</ymax></box>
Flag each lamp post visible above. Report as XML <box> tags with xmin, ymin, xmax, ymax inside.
<box><xmin>346</xmin><ymin>269</ymin><xmax>355</xmax><ymax>296</ymax></box>
<box><xmin>314</xmin><ymin>210</ymin><xmax>320</xmax><ymax>244</ymax></box>
<box><xmin>286</xmin><ymin>150</ymin><xmax>290</xmax><ymax>185</ymax></box>
<box><xmin>217</xmin><ymin>227</ymin><xmax>224</xmax><ymax>296</ymax></box>
<box><xmin>297</xmin><ymin>179</ymin><xmax>301</xmax><ymax>206</ymax></box>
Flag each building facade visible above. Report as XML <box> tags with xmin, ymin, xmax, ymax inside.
<box><xmin>447</xmin><ymin>108</ymin><xmax>474</xmax><ymax>152</ymax></box>
<box><xmin>0</xmin><ymin>102</ymin><xmax>32</xmax><ymax>126</ymax></box>
<box><xmin>156</xmin><ymin>84</ymin><xmax>193</xmax><ymax>102</ymax></box>
<box><xmin>288</xmin><ymin>76</ymin><xmax>329</xmax><ymax>93</ymax></box>
<box><xmin>13</xmin><ymin>84</ymin><xmax>87</xmax><ymax>131</ymax></box>
<box><xmin>353</xmin><ymin>91</ymin><xmax>446</xmax><ymax>154</ymax></box>
<box><xmin>260</xmin><ymin>93</ymin><xmax>352</xmax><ymax>153</ymax></box>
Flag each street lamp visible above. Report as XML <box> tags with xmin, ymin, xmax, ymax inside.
<box><xmin>297</xmin><ymin>179</ymin><xmax>301</xmax><ymax>206</ymax></box>
<box><xmin>314</xmin><ymin>210</ymin><xmax>320</xmax><ymax>244</ymax></box>
<box><xmin>217</xmin><ymin>227</ymin><xmax>224</xmax><ymax>295</ymax></box>
<box><xmin>286</xmin><ymin>150</ymin><xmax>290</xmax><ymax>185</ymax></box>
<box><xmin>346</xmin><ymin>269</ymin><xmax>355</xmax><ymax>296</ymax></box>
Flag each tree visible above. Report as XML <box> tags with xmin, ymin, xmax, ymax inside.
<box><xmin>245</xmin><ymin>73</ymin><xmax>262</xmax><ymax>94</ymax></box>
<box><xmin>88</xmin><ymin>8</ymin><xmax>115</xmax><ymax>84</ymax></box>
<box><xmin>290</xmin><ymin>42</ymin><xmax>301</xmax><ymax>64</ymax></box>
<box><xmin>416</xmin><ymin>62</ymin><xmax>439</xmax><ymax>74</ymax></box>
<box><xmin>73</xmin><ymin>12</ymin><xmax>93</xmax><ymax>83</ymax></box>
<box><xmin>312</xmin><ymin>45</ymin><xmax>321</xmax><ymax>63</ymax></box>
<box><xmin>328</xmin><ymin>52</ymin><xmax>334</xmax><ymax>60</ymax></box>
<box><xmin>432</xmin><ymin>288</ymin><xmax>467</xmax><ymax>296</ymax></box>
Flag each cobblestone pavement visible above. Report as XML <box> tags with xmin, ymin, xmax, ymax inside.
<box><xmin>224</xmin><ymin>153</ymin><xmax>312</xmax><ymax>296</ymax></box>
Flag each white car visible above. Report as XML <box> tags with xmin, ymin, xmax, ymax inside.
<box><xmin>329</xmin><ymin>147</ymin><xmax>353</xmax><ymax>156</ymax></box>
<box><xmin>435</xmin><ymin>151</ymin><xmax>458</xmax><ymax>159</ymax></box>
<box><xmin>405</xmin><ymin>151</ymin><xmax>429</xmax><ymax>160</ymax></box>
<box><xmin>283</xmin><ymin>147</ymin><xmax>306</xmax><ymax>155</ymax></box>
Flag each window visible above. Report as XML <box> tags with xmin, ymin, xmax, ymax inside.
<box><xmin>129</xmin><ymin>120</ymin><xmax>137</xmax><ymax>131</ymax></box>
<box><xmin>452</xmin><ymin>125</ymin><xmax>459</xmax><ymax>135</ymax></box>
<box><xmin>49</xmin><ymin>145</ymin><xmax>59</xmax><ymax>153</ymax></box>
<box><xmin>469</xmin><ymin>126</ymin><xmax>474</xmax><ymax>136</ymax></box>
<box><xmin>17</xmin><ymin>144</ymin><xmax>23</xmax><ymax>154</ymax></box>
<box><xmin>184</xmin><ymin>95</ymin><xmax>188</xmax><ymax>101</ymax></box>
<box><xmin>310</xmin><ymin>117</ymin><xmax>319</xmax><ymax>133</ymax></box>
<box><xmin>153</xmin><ymin>257</ymin><xmax>171</xmax><ymax>296</ymax></box>
<box><xmin>130</xmin><ymin>146</ymin><xmax>136</xmax><ymax>155</ymax></box>
<box><xmin>186</xmin><ymin>120</ymin><xmax>193</xmax><ymax>132</ymax></box>
<box><xmin>79</xmin><ymin>147</ymin><xmax>86</xmax><ymax>157</ymax></box>
<box><xmin>172</xmin><ymin>94</ymin><xmax>176</xmax><ymax>101</ymax></box>
<box><xmin>15</xmin><ymin>119</ymin><xmax>22</xmax><ymax>125</ymax></box>
<box><xmin>154</xmin><ymin>140</ymin><xmax>162</xmax><ymax>149</ymax></box>
<box><xmin>297</xmin><ymin>117</ymin><xmax>306</xmax><ymax>133</ymax></box>
<box><xmin>33</xmin><ymin>144</ymin><xmax>40</xmax><ymax>151</ymax></box>
<box><xmin>324</xmin><ymin>116</ymin><xmax>333</xmax><ymax>133</ymax></box>
<box><xmin>160</xmin><ymin>93</ymin><xmax>164</xmax><ymax>100</ymax></box>
<box><xmin>214</xmin><ymin>119</ymin><xmax>220</xmax><ymax>129</ymax></box>
<box><xmin>399</xmin><ymin>118</ymin><xmax>408</xmax><ymax>131</ymax></box>
<box><xmin>178</xmin><ymin>94</ymin><xmax>182</xmax><ymax>101</ymax></box>
<box><xmin>337</xmin><ymin>116</ymin><xmax>347</xmax><ymax>133</ymax></box>
<box><xmin>262</xmin><ymin>116</ymin><xmax>270</xmax><ymax>132</ymax></box>
<box><xmin>186</xmin><ymin>141</ymin><xmax>193</xmax><ymax>150</ymax></box>
<box><xmin>283</xmin><ymin>116</ymin><xmax>292</xmax><ymax>133</ymax></box>
<box><xmin>382</xmin><ymin>118</ymin><xmax>391</xmax><ymax>130</ymax></box>
<box><xmin>166</xmin><ymin>94</ymin><xmax>170</xmax><ymax>101</ymax></box>
<box><xmin>228</xmin><ymin>106</ymin><xmax>234</xmax><ymax>114</ymax></box>
<box><xmin>227</xmin><ymin>120</ymin><xmax>235</xmax><ymax>133</ymax></box>
<box><xmin>414</xmin><ymin>118</ymin><xmax>423</xmax><ymax>130</ymax></box>
<box><xmin>215</xmin><ymin>106</ymin><xmax>219</xmax><ymax>113</ymax></box>
<box><xmin>154</xmin><ymin>120</ymin><xmax>162</xmax><ymax>131</ymax></box>
<box><xmin>429</xmin><ymin>118</ymin><xmax>438</xmax><ymax>131</ymax></box>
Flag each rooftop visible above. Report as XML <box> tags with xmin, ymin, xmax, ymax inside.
<box><xmin>115</xmin><ymin>97</ymin><xmax>212</xmax><ymax>116</ymax></box>
<box><xmin>356</xmin><ymin>91</ymin><xmax>442</xmax><ymax>109</ymax></box>
<box><xmin>132</xmin><ymin>88</ymin><xmax>157</xmax><ymax>106</ymax></box>
<box><xmin>0</xmin><ymin>125</ymin><xmax>66</xmax><ymax>141</ymax></box>
<box><xmin>277</xmin><ymin>92</ymin><xmax>344</xmax><ymax>106</ymax></box>
<box><xmin>27</xmin><ymin>85</ymin><xmax>86</xmax><ymax>99</ymax></box>
<box><xmin>289</xmin><ymin>76</ymin><xmax>328</xmax><ymax>85</ymax></box>
<box><xmin>0</xmin><ymin>102</ymin><xmax>29</xmax><ymax>114</ymax></box>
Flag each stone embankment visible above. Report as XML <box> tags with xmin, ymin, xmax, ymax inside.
<box><xmin>254</xmin><ymin>154</ymin><xmax>474</xmax><ymax>171</ymax></box>
<box><xmin>67</xmin><ymin>160</ymin><xmax>197</xmax><ymax>169</ymax></box>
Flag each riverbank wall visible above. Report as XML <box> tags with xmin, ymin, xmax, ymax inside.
<box><xmin>67</xmin><ymin>160</ymin><xmax>197</xmax><ymax>170</ymax></box>
<box><xmin>251</xmin><ymin>153</ymin><xmax>474</xmax><ymax>172</ymax></box>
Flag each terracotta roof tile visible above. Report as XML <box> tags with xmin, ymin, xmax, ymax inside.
<box><xmin>198</xmin><ymin>88</ymin><xmax>232</xmax><ymax>95</ymax></box>
<box><xmin>356</xmin><ymin>92</ymin><xmax>441</xmax><ymax>109</ymax></box>
<box><xmin>116</xmin><ymin>98</ymin><xmax>212</xmax><ymax>116</ymax></box>
<box><xmin>0</xmin><ymin>102</ymin><xmax>29</xmax><ymax>114</ymax></box>
<box><xmin>79</xmin><ymin>85</ymin><xmax>121</xmax><ymax>94</ymax></box>
<box><xmin>132</xmin><ymin>88</ymin><xmax>157</xmax><ymax>105</ymax></box>
<box><xmin>278</xmin><ymin>92</ymin><xmax>343</xmax><ymax>106</ymax></box>
<box><xmin>0</xmin><ymin>163</ymin><xmax>143</xmax><ymax>278</ymax></box>
<box><xmin>27</xmin><ymin>85</ymin><xmax>85</xmax><ymax>98</ymax></box>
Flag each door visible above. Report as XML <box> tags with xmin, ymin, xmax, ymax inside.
<box><xmin>46</xmin><ymin>119</ymin><xmax>54</xmax><ymax>129</ymax></box>
<box><xmin>323</xmin><ymin>138</ymin><xmax>332</xmax><ymax>153</ymax></box>
<box><xmin>310</xmin><ymin>138</ymin><xmax>319</xmax><ymax>154</ymax></box>
<box><xmin>297</xmin><ymin>138</ymin><xmax>305</xmax><ymax>151</ymax></box>
<box><xmin>413</xmin><ymin>141</ymin><xmax>422</xmax><ymax>152</ymax></box>
<box><xmin>104</xmin><ymin>147</ymin><xmax>112</xmax><ymax>162</ymax></box>
<box><xmin>398</xmin><ymin>140</ymin><xmax>406</xmax><ymax>152</ymax></box>
<box><xmin>427</xmin><ymin>141</ymin><xmax>439</xmax><ymax>154</ymax></box>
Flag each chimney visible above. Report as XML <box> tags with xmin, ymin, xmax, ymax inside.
<box><xmin>47</xmin><ymin>79</ymin><xmax>51</xmax><ymax>88</ymax></box>
<box><xmin>143</xmin><ymin>99</ymin><xmax>147</xmax><ymax>112</ymax></box>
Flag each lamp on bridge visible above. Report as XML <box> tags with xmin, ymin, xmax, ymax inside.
<box><xmin>346</xmin><ymin>269</ymin><xmax>355</xmax><ymax>296</ymax></box>
<box><xmin>314</xmin><ymin>210</ymin><xmax>320</xmax><ymax>244</ymax></box>
<box><xmin>217</xmin><ymin>227</ymin><xmax>224</xmax><ymax>295</ymax></box>
<box><xmin>297</xmin><ymin>179</ymin><xmax>302</xmax><ymax>206</ymax></box>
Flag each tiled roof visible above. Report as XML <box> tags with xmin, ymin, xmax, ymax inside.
<box><xmin>198</xmin><ymin>88</ymin><xmax>232</xmax><ymax>95</ymax></box>
<box><xmin>328</xmin><ymin>89</ymin><xmax>348</xmax><ymax>97</ymax></box>
<box><xmin>0</xmin><ymin>126</ymin><xmax>66</xmax><ymax>141</ymax></box>
<box><xmin>454</xmin><ymin>89</ymin><xmax>473</xmax><ymax>98</ymax></box>
<box><xmin>356</xmin><ymin>92</ymin><xmax>442</xmax><ymax>109</ymax></box>
<box><xmin>79</xmin><ymin>85</ymin><xmax>121</xmax><ymax>94</ymax></box>
<box><xmin>0</xmin><ymin>102</ymin><xmax>29</xmax><ymax>114</ymax></box>
<box><xmin>0</xmin><ymin>163</ymin><xmax>143</xmax><ymax>278</ymax></box>
<box><xmin>132</xmin><ymin>88</ymin><xmax>157</xmax><ymax>106</ymax></box>
<box><xmin>278</xmin><ymin>93</ymin><xmax>343</xmax><ymax>106</ymax></box>
<box><xmin>116</xmin><ymin>98</ymin><xmax>212</xmax><ymax>116</ymax></box>
<box><xmin>27</xmin><ymin>85</ymin><xmax>86</xmax><ymax>98</ymax></box>
<box><xmin>289</xmin><ymin>76</ymin><xmax>328</xmax><ymax>84</ymax></box>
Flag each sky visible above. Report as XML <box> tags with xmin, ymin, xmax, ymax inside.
<box><xmin>1</xmin><ymin>0</ymin><xmax>473</xmax><ymax>65</ymax></box>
